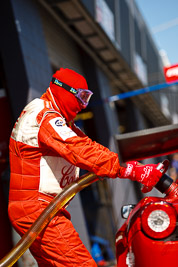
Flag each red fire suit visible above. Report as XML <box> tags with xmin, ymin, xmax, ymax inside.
<box><xmin>8</xmin><ymin>88</ymin><xmax>123</xmax><ymax>266</ymax></box>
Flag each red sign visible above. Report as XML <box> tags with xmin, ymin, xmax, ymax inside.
<box><xmin>164</xmin><ymin>64</ymin><xmax>178</xmax><ymax>83</ymax></box>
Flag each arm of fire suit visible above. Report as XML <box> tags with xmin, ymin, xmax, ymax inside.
<box><xmin>38</xmin><ymin>114</ymin><xmax>124</xmax><ymax>178</ymax></box>
<box><xmin>38</xmin><ymin>113</ymin><xmax>162</xmax><ymax>191</ymax></box>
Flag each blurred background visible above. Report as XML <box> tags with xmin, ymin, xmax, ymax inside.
<box><xmin>0</xmin><ymin>0</ymin><xmax>178</xmax><ymax>266</ymax></box>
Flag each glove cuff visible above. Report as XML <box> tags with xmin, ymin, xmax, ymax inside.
<box><xmin>120</xmin><ymin>161</ymin><xmax>138</xmax><ymax>179</ymax></box>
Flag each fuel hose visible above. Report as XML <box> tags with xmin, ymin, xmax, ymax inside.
<box><xmin>0</xmin><ymin>172</ymin><xmax>99</xmax><ymax>267</ymax></box>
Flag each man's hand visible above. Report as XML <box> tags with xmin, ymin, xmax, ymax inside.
<box><xmin>120</xmin><ymin>161</ymin><xmax>162</xmax><ymax>193</ymax></box>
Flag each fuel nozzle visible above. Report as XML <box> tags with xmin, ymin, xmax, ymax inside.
<box><xmin>155</xmin><ymin>160</ymin><xmax>173</xmax><ymax>194</ymax></box>
<box><xmin>156</xmin><ymin>159</ymin><xmax>170</xmax><ymax>173</ymax></box>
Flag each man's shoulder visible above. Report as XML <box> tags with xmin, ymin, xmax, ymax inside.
<box><xmin>24</xmin><ymin>98</ymin><xmax>44</xmax><ymax>113</ymax></box>
<box><xmin>36</xmin><ymin>99</ymin><xmax>63</xmax><ymax>125</ymax></box>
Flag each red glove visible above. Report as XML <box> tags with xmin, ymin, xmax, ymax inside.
<box><xmin>120</xmin><ymin>161</ymin><xmax>162</xmax><ymax>193</ymax></box>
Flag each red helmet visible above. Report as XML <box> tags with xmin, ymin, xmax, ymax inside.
<box><xmin>50</xmin><ymin>68</ymin><xmax>93</xmax><ymax>122</ymax></box>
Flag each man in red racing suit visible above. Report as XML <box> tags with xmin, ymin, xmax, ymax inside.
<box><xmin>8</xmin><ymin>68</ymin><xmax>162</xmax><ymax>266</ymax></box>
